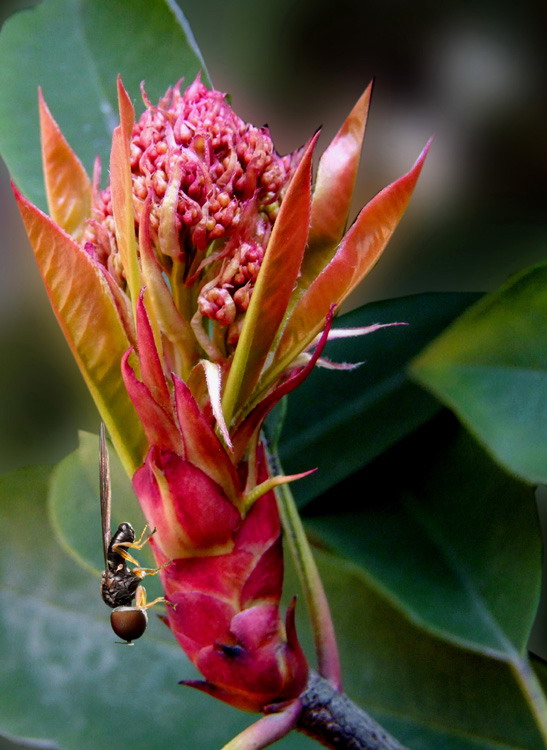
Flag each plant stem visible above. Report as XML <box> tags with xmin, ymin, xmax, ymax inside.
<box><xmin>297</xmin><ymin>671</ymin><xmax>409</xmax><ymax>750</ymax></box>
<box><xmin>268</xmin><ymin>447</ymin><xmax>342</xmax><ymax>691</ymax></box>
<box><xmin>220</xmin><ymin>674</ymin><xmax>409</xmax><ymax>750</ymax></box>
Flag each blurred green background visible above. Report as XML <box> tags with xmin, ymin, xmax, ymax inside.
<box><xmin>0</xmin><ymin>0</ymin><xmax>545</xmax><ymax>471</ymax></box>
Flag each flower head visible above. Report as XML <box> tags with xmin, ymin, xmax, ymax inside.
<box><xmin>13</xmin><ymin>73</ymin><xmax>428</xmax><ymax>712</ymax></box>
<box><xmin>84</xmin><ymin>76</ymin><xmax>297</xmax><ymax>336</ymax></box>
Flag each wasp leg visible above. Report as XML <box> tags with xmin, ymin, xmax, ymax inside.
<box><xmin>115</xmin><ymin>523</ymin><xmax>157</xmax><ymax>552</ymax></box>
<box><xmin>141</xmin><ymin>596</ymin><xmax>171</xmax><ymax>610</ymax></box>
<box><xmin>110</xmin><ymin>545</ymin><xmax>145</xmax><ymax>569</ymax></box>
<box><xmin>111</xmin><ymin>524</ymin><xmax>162</xmax><ymax>568</ymax></box>
<box><xmin>131</xmin><ymin>523</ymin><xmax>157</xmax><ymax>549</ymax></box>
<box><xmin>135</xmin><ymin>585</ymin><xmax>175</xmax><ymax>610</ymax></box>
<box><xmin>132</xmin><ymin>558</ymin><xmax>173</xmax><ymax>577</ymax></box>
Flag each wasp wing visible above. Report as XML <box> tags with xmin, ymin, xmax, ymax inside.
<box><xmin>99</xmin><ymin>423</ymin><xmax>112</xmax><ymax>575</ymax></box>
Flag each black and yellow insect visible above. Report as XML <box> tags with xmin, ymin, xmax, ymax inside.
<box><xmin>99</xmin><ymin>423</ymin><xmax>168</xmax><ymax>644</ymax></box>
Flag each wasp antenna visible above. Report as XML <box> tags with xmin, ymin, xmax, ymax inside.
<box><xmin>99</xmin><ymin>423</ymin><xmax>112</xmax><ymax>573</ymax></box>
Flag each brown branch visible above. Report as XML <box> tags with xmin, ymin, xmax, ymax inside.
<box><xmin>296</xmin><ymin>672</ymin><xmax>409</xmax><ymax>750</ymax></box>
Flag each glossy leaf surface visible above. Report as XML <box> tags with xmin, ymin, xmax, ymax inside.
<box><xmin>278</xmin><ymin>292</ymin><xmax>481</xmax><ymax>506</ymax></box>
<box><xmin>296</xmin><ymin>546</ymin><xmax>547</xmax><ymax>750</ymax></box>
<box><xmin>0</xmin><ymin>0</ymin><xmax>210</xmax><ymax>210</ymax></box>
<box><xmin>294</xmin><ymin>421</ymin><xmax>547</xmax><ymax>748</ymax></box>
<box><xmin>412</xmin><ymin>262</ymin><xmax>547</xmax><ymax>484</ymax></box>
<box><xmin>304</xmin><ymin>421</ymin><xmax>540</xmax><ymax>653</ymax></box>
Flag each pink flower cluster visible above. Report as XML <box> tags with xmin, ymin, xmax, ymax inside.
<box><xmin>84</xmin><ymin>78</ymin><xmax>299</xmax><ymax>336</ymax></box>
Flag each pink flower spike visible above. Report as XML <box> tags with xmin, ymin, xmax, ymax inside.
<box><xmin>17</xmin><ymin>73</ymin><xmax>437</xmax><ymax>720</ymax></box>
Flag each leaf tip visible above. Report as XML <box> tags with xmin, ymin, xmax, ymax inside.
<box><xmin>417</xmin><ymin>136</ymin><xmax>434</xmax><ymax>166</ymax></box>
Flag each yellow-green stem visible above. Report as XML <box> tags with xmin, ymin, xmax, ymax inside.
<box><xmin>269</xmin><ymin>449</ymin><xmax>342</xmax><ymax>691</ymax></box>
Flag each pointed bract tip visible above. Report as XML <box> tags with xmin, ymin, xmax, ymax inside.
<box><xmin>140</xmin><ymin>80</ymin><xmax>153</xmax><ymax>109</ymax></box>
<box><xmin>156</xmin><ymin>613</ymin><xmax>171</xmax><ymax>629</ymax></box>
<box><xmin>356</xmin><ymin>80</ymin><xmax>373</xmax><ymax>109</ymax></box>
<box><xmin>120</xmin><ymin>346</ymin><xmax>136</xmax><ymax>375</ymax></box>
<box><xmin>285</xmin><ymin>597</ymin><xmax>300</xmax><ymax>650</ymax></box>
<box><xmin>418</xmin><ymin>136</ymin><xmax>434</xmax><ymax>164</ymax></box>
<box><xmin>286</xmin><ymin>595</ymin><xmax>297</xmax><ymax>617</ymax></box>
<box><xmin>179</xmin><ymin>678</ymin><xmax>217</xmax><ymax>693</ymax></box>
<box><xmin>281</xmin><ymin>467</ymin><xmax>317</xmax><ymax>483</ymax></box>
<box><xmin>117</xmin><ymin>75</ymin><xmax>130</xmax><ymax>99</ymax></box>
<box><xmin>179</xmin><ymin>679</ymin><xmax>243</xmax><ymax>708</ymax></box>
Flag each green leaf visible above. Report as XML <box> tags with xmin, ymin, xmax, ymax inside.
<box><xmin>304</xmin><ymin>420</ymin><xmax>541</xmax><ymax>654</ymax></box>
<box><xmin>532</xmin><ymin>655</ymin><xmax>547</xmax><ymax>697</ymax></box>
<box><xmin>411</xmin><ymin>262</ymin><xmax>547</xmax><ymax>484</ymax></box>
<box><xmin>279</xmin><ymin>292</ymin><xmax>481</xmax><ymax>506</ymax></box>
<box><xmin>291</xmin><ymin>419</ymin><xmax>547</xmax><ymax>747</ymax></box>
<box><xmin>289</xmin><ymin>546</ymin><xmax>547</xmax><ymax>750</ymax></box>
<box><xmin>0</xmin><ymin>0</ymin><xmax>210</xmax><ymax>211</ymax></box>
<box><xmin>0</xmin><ymin>463</ymin><xmax>314</xmax><ymax>749</ymax></box>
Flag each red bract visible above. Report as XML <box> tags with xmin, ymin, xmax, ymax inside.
<box><xmin>13</xmin><ymin>74</ymin><xmax>428</xmax><ymax>716</ymax></box>
<box><xmin>120</xmin><ymin>295</ymin><xmax>313</xmax><ymax>709</ymax></box>
<box><xmin>155</xmin><ymin>461</ymin><xmax>308</xmax><ymax>711</ymax></box>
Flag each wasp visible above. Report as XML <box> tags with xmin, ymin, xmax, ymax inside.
<box><xmin>99</xmin><ymin>423</ymin><xmax>169</xmax><ymax>644</ymax></box>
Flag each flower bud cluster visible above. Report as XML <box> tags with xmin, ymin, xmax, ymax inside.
<box><xmin>83</xmin><ymin>77</ymin><xmax>297</xmax><ymax>332</ymax></box>
<box><xmin>197</xmin><ymin>233</ymin><xmax>267</xmax><ymax>343</ymax></box>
